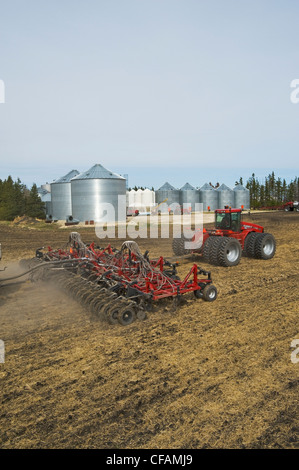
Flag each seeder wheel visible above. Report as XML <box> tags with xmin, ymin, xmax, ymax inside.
<box><xmin>106</xmin><ymin>304</ymin><xmax>120</xmax><ymax>324</ymax></box>
<box><xmin>136</xmin><ymin>309</ymin><xmax>147</xmax><ymax>321</ymax></box>
<box><xmin>202</xmin><ymin>284</ymin><xmax>217</xmax><ymax>301</ymax></box>
<box><xmin>117</xmin><ymin>306</ymin><xmax>136</xmax><ymax>326</ymax></box>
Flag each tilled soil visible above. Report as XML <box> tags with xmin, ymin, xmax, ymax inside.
<box><xmin>0</xmin><ymin>212</ymin><xmax>298</xmax><ymax>448</ymax></box>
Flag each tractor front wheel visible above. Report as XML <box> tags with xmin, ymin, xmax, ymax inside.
<box><xmin>217</xmin><ymin>238</ymin><xmax>242</xmax><ymax>267</ymax></box>
<box><xmin>206</xmin><ymin>237</ymin><xmax>222</xmax><ymax>265</ymax></box>
<box><xmin>202</xmin><ymin>236</ymin><xmax>214</xmax><ymax>262</ymax></box>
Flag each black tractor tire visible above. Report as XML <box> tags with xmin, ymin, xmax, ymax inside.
<box><xmin>209</xmin><ymin>237</ymin><xmax>224</xmax><ymax>265</ymax></box>
<box><xmin>254</xmin><ymin>233</ymin><xmax>276</xmax><ymax>260</ymax></box>
<box><xmin>172</xmin><ymin>236</ymin><xmax>192</xmax><ymax>256</ymax></box>
<box><xmin>217</xmin><ymin>238</ymin><xmax>242</xmax><ymax>267</ymax></box>
<box><xmin>117</xmin><ymin>306</ymin><xmax>136</xmax><ymax>326</ymax></box>
<box><xmin>243</xmin><ymin>232</ymin><xmax>260</xmax><ymax>258</ymax></box>
<box><xmin>202</xmin><ymin>236</ymin><xmax>219</xmax><ymax>263</ymax></box>
<box><xmin>202</xmin><ymin>284</ymin><xmax>218</xmax><ymax>302</ymax></box>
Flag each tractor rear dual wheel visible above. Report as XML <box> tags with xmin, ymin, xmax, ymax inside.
<box><xmin>172</xmin><ymin>236</ymin><xmax>192</xmax><ymax>256</ymax></box>
<box><xmin>254</xmin><ymin>233</ymin><xmax>276</xmax><ymax>259</ymax></box>
<box><xmin>243</xmin><ymin>232</ymin><xmax>260</xmax><ymax>257</ymax></box>
<box><xmin>244</xmin><ymin>232</ymin><xmax>276</xmax><ymax>260</ymax></box>
<box><xmin>204</xmin><ymin>237</ymin><xmax>241</xmax><ymax>267</ymax></box>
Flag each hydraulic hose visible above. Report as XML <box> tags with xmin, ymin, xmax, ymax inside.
<box><xmin>0</xmin><ymin>258</ymin><xmax>88</xmax><ymax>284</ymax></box>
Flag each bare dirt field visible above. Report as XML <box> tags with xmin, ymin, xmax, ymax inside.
<box><xmin>0</xmin><ymin>212</ymin><xmax>298</xmax><ymax>449</ymax></box>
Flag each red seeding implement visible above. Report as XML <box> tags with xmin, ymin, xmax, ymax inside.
<box><xmin>10</xmin><ymin>233</ymin><xmax>217</xmax><ymax>326</ymax></box>
<box><xmin>259</xmin><ymin>201</ymin><xmax>299</xmax><ymax>212</ymax></box>
<box><xmin>173</xmin><ymin>207</ymin><xmax>276</xmax><ymax>267</ymax></box>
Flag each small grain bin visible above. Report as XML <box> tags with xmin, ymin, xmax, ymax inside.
<box><xmin>51</xmin><ymin>170</ymin><xmax>79</xmax><ymax>220</ymax></box>
<box><xmin>233</xmin><ymin>184</ymin><xmax>250</xmax><ymax>209</ymax></box>
<box><xmin>199</xmin><ymin>183</ymin><xmax>219</xmax><ymax>212</ymax></box>
<box><xmin>38</xmin><ymin>187</ymin><xmax>52</xmax><ymax>218</ymax></box>
<box><xmin>135</xmin><ymin>189</ymin><xmax>143</xmax><ymax>210</ymax></box>
<box><xmin>180</xmin><ymin>183</ymin><xmax>200</xmax><ymax>212</ymax></box>
<box><xmin>141</xmin><ymin>188</ymin><xmax>155</xmax><ymax>211</ymax></box>
<box><xmin>217</xmin><ymin>184</ymin><xmax>235</xmax><ymax>209</ymax></box>
<box><xmin>41</xmin><ymin>183</ymin><xmax>51</xmax><ymax>192</ymax></box>
<box><xmin>128</xmin><ymin>189</ymin><xmax>136</xmax><ymax>208</ymax></box>
<box><xmin>155</xmin><ymin>182</ymin><xmax>180</xmax><ymax>213</ymax></box>
<box><xmin>126</xmin><ymin>190</ymin><xmax>130</xmax><ymax>208</ymax></box>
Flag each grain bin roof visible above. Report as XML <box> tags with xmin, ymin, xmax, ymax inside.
<box><xmin>71</xmin><ymin>164</ymin><xmax>125</xmax><ymax>181</ymax></box>
<box><xmin>52</xmin><ymin>170</ymin><xmax>79</xmax><ymax>184</ymax></box>
<box><xmin>180</xmin><ymin>182</ymin><xmax>195</xmax><ymax>191</ymax></box>
<box><xmin>158</xmin><ymin>182</ymin><xmax>177</xmax><ymax>191</ymax></box>
<box><xmin>233</xmin><ymin>184</ymin><xmax>248</xmax><ymax>191</ymax></box>
<box><xmin>217</xmin><ymin>184</ymin><xmax>232</xmax><ymax>191</ymax></box>
<box><xmin>200</xmin><ymin>183</ymin><xmax>215</xmax><ymax>191</ymax></box>
<box><xmin>37</xmin><ymin>187</ymin><xmax>50</xmax><ymax>196</ymax></box>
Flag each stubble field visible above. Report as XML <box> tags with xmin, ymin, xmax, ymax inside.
<box><xmin>0</xmin><ymin>212</ymin><xmax>298</xmax><ymax>448</ymax></box>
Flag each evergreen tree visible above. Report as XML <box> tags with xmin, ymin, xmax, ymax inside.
<box><xmin>0</xmin><ymin>176</ymin><xmax>25</xmax><ymax>220</ymax></box>
<box><xmin>276</xmin><ymin>177</ymin><xmax>282</xmax><ymax>203</ymax></box>
<box><xmin>259</xmin><ymin>184</ymin><xmax>265</xmax><ymax>206</ymax></box>
<box><xmin>282</xmin><ymin>179</ymin><xmax>287</xmax><ymax>202</ymax></box>
<box><xmin>25</xmin><ymin>183</ymin><xmax>46</xmax><ymax>218</ymax></box>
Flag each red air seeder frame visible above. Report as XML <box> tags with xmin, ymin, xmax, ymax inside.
<box><xmin>39</xmin><ymin>233</ymin><xmax>215</xmax><ymax>305</ymax></box>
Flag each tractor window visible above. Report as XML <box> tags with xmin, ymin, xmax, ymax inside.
<box><xmin>215</xmin><ymin>212</ymin><xmax>231</xmax><ymax>229</ymax></box>
<box><xmin>231</xmin><ymin>212</ymin><xmax>241</xmax><ymax>231</ymax></box>
<box><xmin>215</xmin><ymin>212</ymin><xmax>241</xmax><ymax>231</ymax></box>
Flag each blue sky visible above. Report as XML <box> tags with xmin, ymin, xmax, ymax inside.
<box><xmin>0</xmin><ymin>0</ymin><xmax>299</xmax><ymax>189</ymax></box>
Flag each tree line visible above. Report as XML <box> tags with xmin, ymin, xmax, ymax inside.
<box><xmin>0</xmin><ymin>173</ymin><xmax>298</xmax><ymax>220</ymax></box>
<box><xmin>0</xmin><ymin>176</ymin><xmax>45</xmax><ymax>220</ymax></box>
<box><xmin>241</xmin><ymin>173</ymin><xmax>299</xmax><ymax>209</ymax></box>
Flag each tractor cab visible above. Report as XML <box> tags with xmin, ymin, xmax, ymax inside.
<box><xmin>215</xmin><ymin>208</ymin><xmax>242</xmax><ymax>232</ymax></box>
